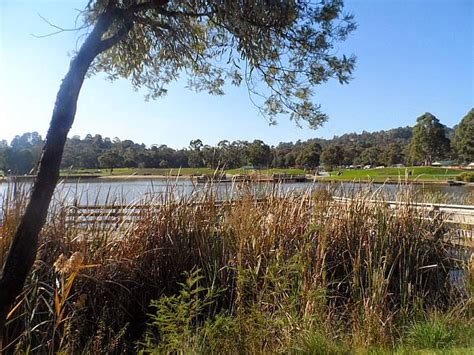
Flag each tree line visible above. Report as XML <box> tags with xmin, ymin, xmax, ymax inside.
<box><xmin>1</xmin><ymin>109</ymin><xmax>472</xmax><ymax>175</ymax></box>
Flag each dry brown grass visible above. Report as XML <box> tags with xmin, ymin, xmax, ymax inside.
<box><xmin>0</xmin><ymin>182</ymin><xmax>472</xmax><ymax>353</ymax></box>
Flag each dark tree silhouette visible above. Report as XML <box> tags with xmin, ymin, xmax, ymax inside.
<box><xmin>409</xmin><ymin>113</ymin><xmax>451</xmax><ymax>165</ymax></box>
<box><xmin>453</xmin><ymin>108</ymin><xmax>474</xmax><ymax>163</ymax></box>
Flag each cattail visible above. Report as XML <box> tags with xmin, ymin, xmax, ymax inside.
<box><xmin>53</xmin><ymin>254</ymin><xmax>68</xmax><ymax>274</ymax></box>
<box><xmin>53</xmin><ymin>252</ymin><xmax>84</xmax><ymax>274</ymax></box>
<box><xmin>68</xmin><ymin>252</ymin><xmax>84</xmax><ymax>273</ymax></box>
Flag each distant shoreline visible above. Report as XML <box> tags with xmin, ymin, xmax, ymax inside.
<box><xmin>96</xmin><ymin>174</ymin><xmax>193</xmax><ymax>181</ymax></box>
<box><xmin>1</xmin><ymin>174</ymin><xmax>472</xmax><ymax>187</ymax></box>
<box><xmin>0</xmin><ymin>174</ymin><xmax>193</xmax><ymax>182</ymax></box>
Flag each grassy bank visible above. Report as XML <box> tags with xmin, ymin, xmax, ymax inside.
<box><xmin>1</xmin><ymin>185</ymin><xmax>472</xmax><ymax>353</ymax></box>
<box><xmin>60</xmin><ymin>167</ymin><xmax>308</xmax><ymax>177</ymax></box>
<box><xmin>3</xmin><ymin>166</ymin><xmax>469</xmax><ymax>184</ymax></box>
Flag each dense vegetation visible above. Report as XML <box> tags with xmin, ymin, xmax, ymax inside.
<box><xmin>0</xmin><ymin>0</ymin><xmax>361</xmax><ymax>330</ymax></box>
<box><xmin>1</xmin><ymin>184</ymin><xmax>472</xmax><ymax>353</ymax></box>
<box><xmin>0</xmin><ymin>110</ymin><xmax>472</xmax><ymax>175</ymax></box>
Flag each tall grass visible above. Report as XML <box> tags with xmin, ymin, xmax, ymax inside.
<box><xmin>0</xmin><ymin>181</ymin><xmax>472</xmax><ymax>353</ymax></box>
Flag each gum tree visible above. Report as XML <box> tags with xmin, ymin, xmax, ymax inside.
<box><xmin>409</xmin><ymin>113</ymin><xmax>450</xmax><ymax>165</ymax></box>
<box><xmin>453</xmin><ymin>108</ymin><xmax>474</xmax><ymax>163</ymax></box>
<box><xmin>0</xmin><ymin>0</ymin><xmax>356</xmax><ymax>330</ymax></box>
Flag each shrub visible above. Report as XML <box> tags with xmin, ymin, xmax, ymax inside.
<box><xmin>139</xmin><ymin>268</ymin><xmax>227</xmax><ymax>353</ymax></box>
<box><xmin>405</xmin><ymin>313</ymin><xmax>474</xmax><ymax>350</ymax></box>
<box><xmin>455</xmin><ymin>172</ymin><xmax>474</xmax><ymax>182</ymax></box>
<box><xmin>290</xmin><ymin>330</ymin><xmax>348</xmax><ymax>354</ymax></box>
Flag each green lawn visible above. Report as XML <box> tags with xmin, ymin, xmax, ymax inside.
<box><xmin>321</xmin><ymin>167</ymin><xmax>465</xmax><ymax>182</ymax></box>
<box><xmin>58</xmin><ymin>166</ymin><xmax>469</xmax><ymax>182</ymax></box>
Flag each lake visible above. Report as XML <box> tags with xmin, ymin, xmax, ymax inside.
<box><xmin>0</xmin><ymin>178</ymin><xmax>472</xmax><ymax>212</ymax></box>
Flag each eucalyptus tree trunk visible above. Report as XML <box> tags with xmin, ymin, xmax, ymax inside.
<box><xmin>0</xmin><ymin>9</ymin><xmax>127</xmax><ymax>338</ymax></box>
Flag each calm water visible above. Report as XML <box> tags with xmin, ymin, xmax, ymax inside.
<box><xmin>0</xmin><ymin>178</ymin><xmax>472</xmax><ymax>211</ymax></box>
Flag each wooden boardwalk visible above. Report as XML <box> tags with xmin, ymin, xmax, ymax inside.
<box><xmin>65</xmin><ymin>198</ymin><xmax>474</xmax><ymax>244</ymax></box>
<box><xmin>333</xmin><ymin>197</ymin><xmax>474</xmax><ymax>226</ymax></box>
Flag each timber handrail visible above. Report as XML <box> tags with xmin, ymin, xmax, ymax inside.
<box><xmin>332</xmin><ymin>197</ymin><xmax>474</xmax><ymax>211</ymax></box>
<box><xmin>65</xmin><ymin>197</ymin><xmax>474</xmax><ymax>228</ymax></box>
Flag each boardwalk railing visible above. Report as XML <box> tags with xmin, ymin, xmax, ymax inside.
<box><xmin>332</xmin><ymin>197</ymin><xmax>474</xmax><ymax>226</ymax></box>
<box><xmin>65</xmin><ymin>198</ymin><xmax>474</xmax><ymax>243</ymax></box>
<box><xmin>65</xmin><ymin>199</ymin><xmax>254</xmax><ymax>229</ymax></box>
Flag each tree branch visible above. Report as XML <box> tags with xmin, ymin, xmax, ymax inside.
<box><xmin>157</xmin><ymin>8</ymin><xmax>216</xmax><ymax>18</ymax></box>
<box><xmin>32</xmin><ymin>13</ymin><xmax>87</xmax><ymax>38</ymax></box>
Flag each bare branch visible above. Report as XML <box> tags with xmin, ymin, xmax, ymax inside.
<box><xmin>32</xmin><ymin>13</ymin><xmax>87</xmax><ymax>38</ymax></box>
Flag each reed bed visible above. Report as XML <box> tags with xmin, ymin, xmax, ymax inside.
<box><xmin>0</xmin><ymin>182</ymin><xmax>472</xmax><ymax>354</ymax></box>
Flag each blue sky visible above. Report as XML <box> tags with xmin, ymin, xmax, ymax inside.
<box><xmin>1</xmin><ymin>0</ymin><xmax>473</xmax><ymax>148</ymax></box>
